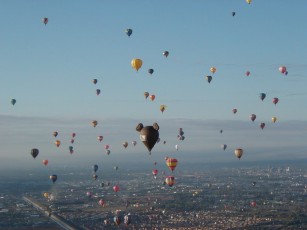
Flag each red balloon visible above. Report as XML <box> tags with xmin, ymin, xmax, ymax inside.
<box><xmin>272</xmin><ymin>97</ymin><xmax>279</xmax><ymax>105</ymax></box>
<box><xmin>113</xmin><ymin>185</ymin><xmax>120</xmax><ymax>193</ymax></box>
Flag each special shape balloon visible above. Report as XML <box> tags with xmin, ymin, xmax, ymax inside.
<box><xmin>136</xmin><ymin>123</ymin><xmax>159</xmax><ymax>154</ymax></box>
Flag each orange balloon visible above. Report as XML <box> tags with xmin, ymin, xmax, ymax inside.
<box><xmin>149</xmin><ymin>95</ymin><xmax>155</xmax><ymax>101</ymax></box>
<box><xmin>42</xmin><ymin>160</ymin><xmax>48</xmax><ymax>166</ymax></box>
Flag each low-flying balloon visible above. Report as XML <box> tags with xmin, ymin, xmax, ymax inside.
<box><xmin>131</xmin><ymin>58</ymin><xmax>143</xmax><ymax>71</ymax></box>
<box><xmin>166</xmin><ymin>158</ymin><xmax>178</xmax><ymax>172</ymax></box>
<box><xmin>136</xmin><ymin>123</ymin><xmax>159</xmax><ymax>154</ymax></box>
<box><xmin>93</xmin><ymin>164</ymin><xmax>98</xmax><ymax>173</ymax></box>
<box><xmin>50</xmin><ymin>175</ymin><xmax>57</xmax><ymax>183</ymax></box>
<box><xmin>93</xmin><ymin>174</ymin><xmax>98</xmax><ymax>180</ymax></box>
<box><xmin>99</xmin><ymin>199</ymin><xmax>105</xmax><ymax>206</ymax></box>
<box><xmin>165</xmin><ymin>176</ymin><xmax>175</xmax><ymax>187</ymax></box>
<box><xmin>124</xmin><ymin>214</ymin><xmax>132</xmax><ymax>226</ymax></box>
<box><xmin>234</xmin><ymin>148</ymin><xmax>243</xmax><ymax>159</ymax></box>
<box><xmin>113</xmin><ymin>185</ymin><xmax>120</xmax><ymax>192</ymax></box>
<box><xmin>114</xmin><ymin>216</ymin><xmax>121</xmax><ymax>225</ymax></box>
<box><xmin>152</xmin><ymin>169</ymin><xmax>158</xmax><ymax>179</ymax></box>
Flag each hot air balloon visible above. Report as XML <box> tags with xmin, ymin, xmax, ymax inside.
<box><xmin>246</xmin><ymin>71</ymin><xmax>250</xmax><ymax>76</ymax></box>
<box><xmin>43</xmin><ymin>192</ymin><xmax>50</xmax><ymax>199</ymax></box>
<box><xmin>272</xmin><ymin>117</ymin><xmax>277</xmax><ymax>123</ymax></box>
<box><xmin>260</xmin><ymin>122</ymin><xmax>265</xmax><ymax>130</ymax></box>
<box><xmin>131</xmin><ymin>58</ymin><xmax>143</xmax><ymax>71</ymax></box>
<box><xmin>163</xmin><ymin>51</ymin><xmax>169</xmax><ymax>58</ymax></box>
<box><xmin>206</xmin><ymin>75</ymin><xmax>212</xmax><ymax>83</ymax></box>
<box><xmin>114</xmin><ymin>166</ymin><xmax>119</xmax><ymax>171</ymax></box>
<box><xmin>144</xmin><ymin>92</ymin><xmax>149</xmax><ymax>99</ymax></box>
<box><xmin>250</xmin><ymin>114</ymin><xmax>256</xmax><ymax>122</ymax></box>
<box><xmin>154</xmin><ymin>161</ymin><xmax>157</xmax><ymax>166</ymax></box>
<box><xmin>55</xmin><ymin>140</ymin><xmax>61</xmax><ymax>147</ymax></box>
<box><xmin>125</xmin><ymin>28</ymin><xmax>133</xmax><ymax>37</ymax></box>
<box><xmin>221</xmin><ymin>144</ymin><xmax>227</xmax><ymax>151</ymax></box>
<box><xmin>69</xmin><ymin>146</ymin><xmax>74</xmax><ymax>154</ymax></box>
<box><xmin>165</xmin><ymin>176</ymin><xmax>175</xmax><ymax>187</ymax></box>
<box><xmin>53</xmin><ymin>131</ymin><xmax>58</xmax><ymax>138</ymax></box>
<box><xmin>232</xmin><ymin>108</ymin><xmax>237</xmax><ymax>114</ymax></box>
<box><xmin>175</xmin><ymin>145</ymin><xmax>179</xmax><ymax>151</ymax></box>
<box><xmin>113</xmin><ymin>185</ymin><xmax>120</xmax><ymax>192</ymax></box>
<box><xmin>234</xmin><ymin>148</ymin><xmax>243</xmax><ymax>159</ymax></box>
<box><xmin>279</xmin><ymin>66</ymin><xmax>287</xmax><ymax>74</ymax></box>
<box><xmin>31</xmin><ymin>149</ymin><xmax>39</xmax><ymax>158</ymax></box>
<box><xmin>42</xmin><ymin>160</ymin><xmax>48</xmax><ymax>166</ymax></box>
<box><xmin>92</xmin><ymin>79</ymin><xmax>98</xmax><ymax>84</ymax></box>
<box><xmin>136</xmin><ymin>123</ymin><xmax>159</xmax><ymax>154</ymax></box>
<box><xmin>11</xmin><ymin>99</ymin><xmax>16</xmax><ymax>106</ymax></box>
<box><xmin>272</xmin><ymin>97</ymin><xmax>279</xmax><ymax>105</ymax></box>
<box><xmin>250</xmin><ymin>201</ymin><xmax>257</xmax><ymax>207</ymax></box>
<box><xmin>210</xmin><ymin>67</ymin><xmax>216</xmax><ymax>74</ymax></box>
<box><xmin>152</xmin><ymin>169</ymin><xmax>158</xmax><ymax>178</ymax></box>
<box><xmin>93</xmin><ymin>164</ymin><xmax>98</xmax><ymax>173</ymax></box>
<box><xmin>124</xmin><ymin>214</ymin><xmax>132</xmax><ymax>226</ymax></box>
<box><xmin>123</xmin><ymin>141</ymin><xmax>128</xmax><ymax>148</ymax></box>
<box><xmin>71</xmin><ymin>133</ymin><xmax>76</xmax><ymax>138</ymax></box>
<box><xmin>160</xmin><ymin>105</ymin><xmax>167</xmax><ymax>113</ymax></box>
<box><xmin>246</xmin><ymin>0</ymin><xmax>252</xmax><ymax>4</ymax></box>
<box><xmin>132</xmin><ymin>141</ymin><xmax>137</xmax><ymax>146</ymax></box>
<box><xmin>92</xmin><ymin>120</ymin><xmax>98</xmax><ymax>127</ymax></box>
<box><xmin>98</xmin><ymin>199</ymin><xmax>105</xmax><ymax>206</ymax></box>
<box><xmin>70</xmin><ymin>139</ymin><xmax>74</xmax><ymax>144</ymax></box>
<box><xmin>93</xmin><ymin>174</ymin><xmax>98</xmax><ymax>180</ymax></box>
<box><xmin>220</xmin><ymin>129</ymin><xmax>223</xmax><ymax>134</ymax></box>
<box><xmin>104</xmin><ymin>219</ymin><xmax>110</xmax><ymax>225</ymax></box>
<box><xmin>106</xmin><ymin>149</ymin><xmax>111</xmax><ymax>155</ymax></box>
<box><xmin>232</xmin><ymin>12</ymin><xmax>236</xmax><ymax>17</ymax></box>
<box><xmin>50</xmin><ymin>175</ymin><xmax>57</xmax><ymax>183</ymax></box>
<box><xmin>98</xmin><ymin>136</ymin><xmax>103</xmax><ymax>142</ymax></box>
<box><xmin>114</xmin><ymin>216</ymin><xmax>121</xmax><ymax>225</ymax></box>
<box><xmin>104</xmin><ymin>144</ymin><xmax>109</xmax><ymax>150</ymax></box>
<box><xmin>166</xmin><ymin>158</ymin><xmax>178</xmax><ymax>172</ymax></box>
<box><xmin>260</xmin><ymin>93</ymin><xmax>266</xmax><ymax>101</ymax></box>
<box><xmin>96</xmin><ymin>89</ymin><xmax>101</xmax><ymax>95</ymax></box>
<box><xmin>148</xmin><ymin>69</ymin><xmax>154</xmax><ymax>75</ymax></box>
<box><xmin>42</xmin><ymin>17</ymin><xmax>48</xmax><ymax>25</ymax></box>
<box><xmin>149</xmin><ymin>95</ymin><xmax>155</xmax><ymax>101</ymax></box>
<box><xmin>86</xmin><ymin>191</ymin><xmax>92</xmax><ymax>198</ymax></box>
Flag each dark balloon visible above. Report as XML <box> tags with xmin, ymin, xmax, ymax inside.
<box><xmin>232</xmin><ymin>12</ymin><xmax>236</xmax><ymax>16</ymax></box>
<box><xmin>93</xmin><ymin>79</ymin><xmax>98</xmax><ymax>84</ymax></box>
<box><xmin>260</xmin><ymin>93</ymin><xmax>266</xmax><ymax>101</ymax></box>
<box><xmin>93</xmin><ymin>164</ymin><xmax>98</xmax><ymax>173</ymax></box>
<box><xmin>206</xmin><ymin>75</ymin><xmax>212</xmax><ymax>83</ymax></box>
<box><xmin>96</xmin><ymin>89</ymin><xmax>101</xmax><ymax>95</ymax></box>
<box><xmin>163</xmin><ymin>51</ymin><xmax>169</xmax><ymax>58</ymax></box>
<box><xmin>125</xmin><ymin>28</ymin><xmax>133</xmax><ymax>37</ymax></box>
<box><xmin>50</xmin><ymin>175</ymin><xmax>57</xmax><ymax>183</ymax></box>
<box><xmin>136</xmin><ymin>123</ymin><xmax>159</xmax><ymax>154</ymax></box>
<box><xmin>148</xmin><ymin>69</ymin><xmax>154</xmax><ymax>74</ymax></box>
<box><xmin>31</xmin><ymin>148</ymin><xmax>39</xmax><ymax>159</ymax></box>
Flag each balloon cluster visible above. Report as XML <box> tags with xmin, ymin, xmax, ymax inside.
<box><xmin>177</xmin><ymin>128</ymin><xmax>185</xmax><ymax>141</ymax></box>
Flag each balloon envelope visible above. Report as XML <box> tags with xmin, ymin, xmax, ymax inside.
<box><xmin>131</xmin><ymin>58</ymin><xmax>143</xmax><ymax>71</ymax></box>
<box><xmin>31</xmin><ymin>148</ymin><xmax>39</xmax><ymax>159</ymax></box>
<box><xmin>234</xmin><ymin>148</ymin><xmax>243</xmax><ymax>159</ymax></box>
<box><xmin>136</xmin><ymin>123</ymin><xmax>159</xmax><ymax>153</ymax></box>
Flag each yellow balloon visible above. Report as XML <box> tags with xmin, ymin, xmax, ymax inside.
<box><xmin>272</xmin><ymin>117</ymin><xmax>277</xmax><ymax>123</ymax></box>
<box><xmin>246</xmin><ymin>0</ymin><xmax>252</xmax><ymax>4</ymax></box>
<box><xmin>131</xmin><ymin>58</ymin><xmax>143</xmax><ymax>71</ymax></box>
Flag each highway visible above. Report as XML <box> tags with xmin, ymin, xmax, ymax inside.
<box><xmin>23</xmin><ymin>196</ymin><xmax>81</xmax><ymax>230</ymax></box>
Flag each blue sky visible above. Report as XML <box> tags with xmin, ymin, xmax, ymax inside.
<box><xmin>0</xmin><ymin>1</ymin><xmax>306</xmax><ymax>170</ymax></box>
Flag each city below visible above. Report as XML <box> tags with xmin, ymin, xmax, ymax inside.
<box><xmin>0</xmin><ymin>161</ymin><xmax>306</xmax><ymax>229</ymax></box>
